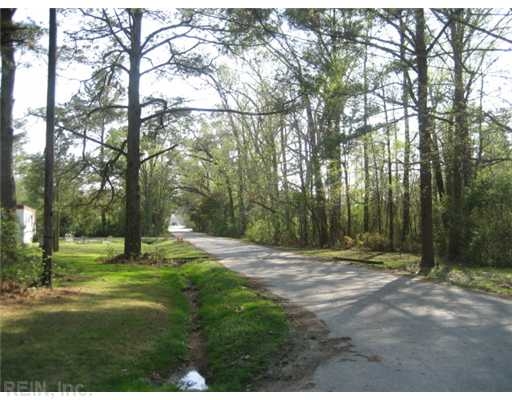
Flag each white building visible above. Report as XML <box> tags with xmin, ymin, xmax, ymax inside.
<box><xmin>16</xmin><ymin>205</ymin><xmax>36</xmax><ymax>244</ymax></box>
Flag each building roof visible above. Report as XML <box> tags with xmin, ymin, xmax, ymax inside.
<box><xmin>16</xmin><ymin>204</ymin><xmax>36</xmax><ymax>213</ymax></box>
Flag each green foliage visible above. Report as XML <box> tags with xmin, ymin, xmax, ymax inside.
<box><xmin>466</xmin><ymin>167</ymin><xmax>512</xmax><ymax>267</ymax></box>
<box><xmin>189</xmin><ymin>193</ymin><xmax>238</xmax><ymax>237</ymax></box>
<box><xmin>1</xmin><ymin>208</ymin><xmax>19</xmax><ymax>265</ymax></box>
<box><xmin>104</xmin><ymin>243</ymin><xmax>116</xmax><ymax>260</ymax></box>
<box><xmin>1</xmin><ymin>245</ymin><xmax>42</xmax><ymax>288</ymax></box>
<box><xmin>140</xmin><ymin>147</ymin><xmax>176</xmax><ymax>237</ymax></box>
<box><xmin>244</xmin><ymin>218</ymin><xmax>275</xmax><ymax>245</ymax></box>
<box><xmin>16</xmin><ymin>146</ymin><xmax>126</xmax><ymax>239</ymax></box>
<box><xmin>183</xmin><ymin>260</ymin><xmax>289</xmax><ymax>391</ymax></box>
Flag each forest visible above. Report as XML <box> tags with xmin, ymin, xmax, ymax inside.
<box><xmin>2</xmin><ymin>8</ymin><xmax>512</xmax><ymax>284</ymax></box>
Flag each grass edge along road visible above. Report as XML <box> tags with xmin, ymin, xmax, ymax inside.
<box><xmin>0</xmin><ymin>238</ymin><xmax>288</xmax><ymax>391</ymax></box>
<box><xmin>293</xmin><ymin>246</ymin><xmax>512</xmax><ymax>297</ymax></box>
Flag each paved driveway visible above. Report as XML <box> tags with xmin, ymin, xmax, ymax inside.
<box><xmin>182</xmin><ymin>232</ymin><xmax>512</xmax><ymax>391</ymax></box>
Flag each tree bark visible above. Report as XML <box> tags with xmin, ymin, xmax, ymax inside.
<box><xmin>415</xmin><ymin>8</ymin><xmax>435</xmax><ymax>272</ymax></box>
<box><xmin>400</xmin><ymin>14</ymin><xmax>411</xmax><ymax>245</ymax></box>
<box><xmin>42</xmin><ymin>8</ymin><xmax>57</xmax><ymax>287</ymax></box>
<box><xmin>295</xmin><ymin>116</ymin><xmax>309</xmax><ymax>245</ymax></box>
<box><xmin>279</xmin><ymin>121</ymin><xmax>292</xmax><ymax>241</ymax></box>
<box><xmin>370</xmin><ymin>140</ymin><xmax>383</xmax><ymax>234</ymax></box>
<box><xmin>328</xmin><ymin>113</ymin><xmax>343</xmax><ymax>246</ymax></box>
<box><xmin>362</xmin><ymin>43</ymin><xmax>370</xmax><ymax>233</ymax></box>
<box><xmin>431</xmin><ymin>116</ymin><xmax>445</xmax><ymax>199</ymax></box>
<box><xmin>53</xmin><ymin>178</ymin><xmax>60</xmax><ymax>252</ymax></box>
<box><xmin>124</xmin><ymin>9</ymin><xmax>142</xmax><ymax>258</ymax></box>
<box><xmin>447</xmin><ymin>8</ymin><xmax>469</xmax><ymax>261</ymax></box>
<box><xmin>382</xmin><ymin>88</ymin><xmax>394</xmax><ymax>250</ymax></box>
<box><xmin>1</xmin><ymin>9</ymin><xmax>17</xmax><ymax>214</ymax></box>
<box><xmin>306</xmin><ymin>98</ymin><xmax>328</xmax><ymax>247</ymax></box>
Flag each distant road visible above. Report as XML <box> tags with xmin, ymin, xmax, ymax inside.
<box><xmin>182</xmin><ymin>232</ymin><xmax>512</xmax><ymax>391</ymax></box>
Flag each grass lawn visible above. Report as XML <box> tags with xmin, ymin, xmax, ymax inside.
<box><xmin>1</xmin><ymin>238</ymin><xmax>288</xmax><ymax>391</ymax></box>
<box><xmin>296</xmin><ymin>247</ymin><xmax>512</xmax><ymax>297</ymax></box>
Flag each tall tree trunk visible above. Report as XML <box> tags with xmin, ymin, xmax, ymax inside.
<box><xmin>370</xmin><ymin>140</ymin><xmax>383</xmax><ymax>234</ymax></box>
<box><xmin>382</xmin><ymin>88</ymin><xmax>394</xmax><ymax>250</ymax></box>
<box><xmin>474</xmin><ymin>74</ymin><xmax>484</xmax><ymax>178</ymax></box>
<box><xmin>100</xmin><ymin>117</ymin><xmax>107</xmax><ymax>235</ymax></box>
<box><xmin>400</xmin><ymin>14</ymin><xmax>411</xmax><ymax>245</ymax></box>
<box><xmin>306</xmin><ymin>98</ymin><xmax>328</xmax><ymax>247</ymax></box>
<box><xmin>342</xmin><ymin>117</ymin><xmax>352</xmax><ymax>238</ymax></box>
<box><xmin>216</xmin><ymin>86</ymin><xmax>247</xmax><ymax>236</ymax></box>
<box><xmin>296</xmin><ymin>117</ymin><xmax>309</xmax><ymax>245</ymax></box>
<box><xmin>1</xmin><ymin>9</ymin><xmax>17</xmax><ymax>251</ymax></box>
<box><xmin>279</xmin><ymin>121</ymin><xmax>292</xmax><ymax>241</ymax></box>
<box><xmin>124</xmin><ymin>9</ymin><xmax>142</xmax><ymax>258</ymax></box>
<box><xmin>431</xmin><ymin>119</ymin><xmax>445</xmax><ymax>199</ymax></box>
<box><xmin>473</xmin><ymin>74</ymin><xmax>485</xmax><ymax>179</ymax></box>
<box><xmin>362</xmin><ymin>43</ymin><xmax>370</xmax><ymax>233</ymax></box>
<box><xmin>53</xmin><ymin>178</ymin><xmax>59</xmax><ymax>252</ymax></box>
<box><xmin>270</xmin><ymin>129</ymin><xmax>281</xmax><ymax>243</ymax></box>
<box><xmin>415</xmin><ymin>8</ymin><xmax>435</xmax><ymax>272</ymax></box>
<box><xmin>343</xmin><ymin>151</ymin><xmax>351</xmax><ymax>238</ymax></box>
<box><xmin>328</xmin><ymin>113</ymin><xmax>343</xmax><ymax>246</ymax></box>
<box><xmin>42</xmin><ymin>8</ymin><xmax>57</xmax><ymax>288</ymax></box>
<box><xmin>447</xmin><ymin>9</ymin><xmax>469</xmax><ymax>261</ymax></box>
<box><xmin>235</xmin><ymin>132</ymin><xmax>247</xmax><ymax>235</ymax></box>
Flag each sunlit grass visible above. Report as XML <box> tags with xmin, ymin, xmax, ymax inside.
<box><xmin>1</xmin><ymin>238</ymin><xmax>289</xmax><ymax>391</ymax></box>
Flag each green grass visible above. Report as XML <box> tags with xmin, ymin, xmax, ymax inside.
<box><xmin>300</xmin><ymin>247</ymin><xmax>420</xmax><ymax>270</ymax></box>
<box><xmin>1</xmin><ymin>238</ymin><xmax>288</xmax><ymax>392</ymax></box>
<box><xmin>183</xmin><ymin>261</ymin><xmax>289</xmax><ymax>391</ymax></box>
<box><xmin>1</xmin><ymin>239</ymin><xmax>189</xmax><ymax>391</ymax></box>
<box><xmin>428</xmin><ymin>264</ymin><xmax>512</xmax><ymax>297</ymax></box>
<box><xmin>295</xmin><ymin>246</ymin><xmax>512</xmax><ymax>297</ymax></box>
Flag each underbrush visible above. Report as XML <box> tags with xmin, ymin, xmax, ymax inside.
<box><xmin>1</xmin><ymin>246</ymin><xmax>45</xmax><ymax>291</ymax></box>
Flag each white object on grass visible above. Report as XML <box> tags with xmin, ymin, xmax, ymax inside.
<box><xmin>178</xmin><ymin>370</ymin><xmax>208</xmax><ymax>391</ymax></box>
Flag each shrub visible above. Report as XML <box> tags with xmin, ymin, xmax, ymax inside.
<box><xmin>1</xmin><ymin>208</ymin><xmax>19</xmax><ymax>265</ymax></box>
<box><xmin>343</xmin><ymin>235</ymin><xmax>355</xmax><ymax>249</ymax></box>
<box><xmin>466</xmin><ymin>168</ymin><xmax>512</xmax><ymax>267</ymax></box>
<box><xmin>245</xmin><ymin>219</ymin><xmax>274</xmax><ymax>245</ymax></box>
<box><xmin>358</xmin><ymin>232</ymin><xmax>390</xmax><ymax>251</ymax></box>
<box><xmin>1</xmin><ymin>246</ymin><xmax>42</xmax><ymax>289</ymax></box>
<box><xmin>104</xmin><ymin>244</ymin><xmax>116</xmax><ymax>261</ymax></box>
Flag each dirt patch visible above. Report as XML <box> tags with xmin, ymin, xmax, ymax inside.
<box><xmin>161</xmin><ymin>281</ymin><xmax>209</xmax><ymax>388</ymax></box>
<box><xmin>0</xmin><ymin>284</ymin><xmax>82</xmax><ymax>305</ymax></box>
<box><xmin>245</xmin><ymin>277</ymin><xmax>353</xmax><ymax>391</ymax></box>
<box><xmin>182</xmin><ymin>282</ymin><xmax>208</xmax><ymax>373</ymax></box>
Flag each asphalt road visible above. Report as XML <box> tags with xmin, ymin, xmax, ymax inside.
<box><xmin>181</xmin><ymin>232</ymin><xmax>512</xmax><ymax>391</ymax></box>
